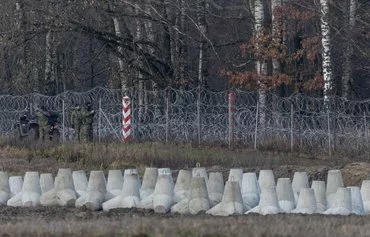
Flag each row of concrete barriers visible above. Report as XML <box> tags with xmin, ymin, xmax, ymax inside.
<box><xmin>0</xmin><ymin>168</ymin><xmax>368</xmax><ymax>216</ymax></box>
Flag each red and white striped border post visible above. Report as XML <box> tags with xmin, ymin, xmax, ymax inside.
<box><xmin>228</xmin><ymin>91</ymin><xmax>236</xmax><ymax>149</ymax></box>
<box><xmin>122</xmin><ymin>96</ymin><xmax>132</xmax><ymax>142</ymax></box>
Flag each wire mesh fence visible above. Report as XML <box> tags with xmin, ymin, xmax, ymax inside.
<box><xmin>1</xmin><ymin>86</ymin><xmax>369</xmax><ymax>153</ymax></box>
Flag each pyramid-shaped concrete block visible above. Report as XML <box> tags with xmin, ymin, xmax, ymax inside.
<box><xmin>276</xmin><ymin>178</ymin><xmax>295</xmax><ymax>213</ymax></box>
<box><xmin>324</xmin><ymin>187</ymin><xmax>352</xmax><ymax>215</ymax></box>
<box><xmin>9</xmin><ymin>176</ymin><xmax>23</xmax><ymax>198</ymax></box>
<box><xmin>292</xmin><ymin>172</ymin><xmax>309</xmax><ymax>203</ymax></box>
<box><xmin>326</xmin><ymin>170</ymin><xmax>344</xmax><ymax>209</ymax></box>
<box><xmin>76</xmin><ymin>171</ymin><xmax>107</xmax><ymax>211</ymax></box>
<box><xmin>0</xmin><ymin>171</ymin><xmax>10</xmax><ymax>205</ymax></box>
<box><xmin>361</xmin><ymin>180</ymin><xmax>370</xmax><ymax>214</ymax></box>
<box><xmin>173</xmin><ymin>170</ymin><xmax>191</xmax><ymax>203</ymax></box>
<box><xmin>311</xmin><ymin>180</ymin><xmax>327</xmax><ymax>213</ymax></box>
<box><xmin>258</xmin><ymin>170</ymin><xmax>275</xmax><ymax>190</ymax></box>
<box><xmin>291</xmin><ymin>188</ymin><xmax>317</xmax><ymax>214</ymax></box>
<box><xmin>153</xmin><ymin>169</ymin><xmax>174</xmax><ymax>213</ymax></box>
<box><xmin>348</xmin><ymin>186</ymin><xmax>364</xmax><ymax>215</ymax></box>
<box><xmin>207</xmin><ymin>181</ymin><xmax>244</xmax><ymax>216</ymax></box>
<box><xmin>40</xmin><ymin>173</ymin><xmax>54</xmax><ymax>194</ymax></box>
<box><xmin>241</xmin><ymin>172</ymin><xmax>260</xmax><ymax>211</ymax></box>
<box><xmin>208</xmin><ymin>172</ymin><xmax>224</xmax><ymax>207</ymax></box>
<box><xmin>73</xmin><ymin>170</ymin><xmax>88</xmax><ymax>198</ymax></box>
<box><xmin>105</xmin><ymin>170</ymin><xmax>123</xmax><ymax>201</ymax></box>
<box><xmin>140</xmin><ymin>168</ymin><xmax>158</xmax><ymax>200</ymax></box>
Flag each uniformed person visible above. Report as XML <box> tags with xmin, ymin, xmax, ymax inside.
<box><xmin>81</xmin><ymin>103</ymin><xmax>95</xmax><ymax>142</ymax></box>
<box><xmin>71</xmin><ymin>105</ymin><xmax>83</xmax><ymax>141</ymax></box>
<box><xmin>37</xmin><ymin>106</ymin><xmax>49</xmax><ymax>141</ymax></box>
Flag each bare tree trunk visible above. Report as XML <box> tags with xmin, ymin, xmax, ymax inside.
<box><xmin>320</xmin><ymin>0</ymin><xmax>333</xmax><ymax>103</ymax></box>
<box><xmin>197</xmin><ymin>0</ymin><xmax>208</xmax><ymax>87</ymax></box>
<box><xmin>44</xmin><ymin>30</ymin><xmax>54</xmax><ymax>95</ymax></box>
<box><xmin>144</xmin><ymin>0</ymin><xmax>160</xmax><ymax>116</ymax></box>
<box><xmin>179</xmin><ymin>0</ymin><xmax>187</xmax><ymax>87</ymax></box>
<box><xmin>112</xmin><ymin>17</ymin><xmax>129</xmax><ymax>94</ymax></box>
<box><xmin>272</xmin><ymin>0</ymin><xmax>282</xmax><ymax>76</ymax></box>
<box><xmin>255</xmin><ymin>0</ymin><xmax>267</xmax><ymax>126</ymax></box>
<box><xmin>135</xmin><ymin>3</ymin><xmax>145</xmax><ymax>121</ymax></box>
<box><xmin>342</xmin><ymin>0</ymin><xmax>357</xmax><ymax>99</ymax></box>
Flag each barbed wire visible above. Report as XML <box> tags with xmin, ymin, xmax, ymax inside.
<box><xmin>1</xmin><ymin>87</ymin><xmax>370</xmax><ymax>152</ymax></box>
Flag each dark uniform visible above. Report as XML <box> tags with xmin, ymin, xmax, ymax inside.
<box><xmin>71</xmin><ymin>106</ymin><xmax>83</xmax><ymax>141</ymax></box>
<box><xmin>81</xmin><ymin>103</ymin><xmax>95</xmax><ymax>142</ymax></box>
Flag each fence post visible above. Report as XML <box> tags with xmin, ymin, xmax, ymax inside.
<box><xmin>62</xmin><ymin>99</ymin><xmax>65</xmax><ymax>142</ymax></box>
<box><xmin>364</xmin><ymin>112</ymin><xmax>368</xmax><ymax>146</ymax></box>
<box><xmin>327</xmin><ymin>108</ymin><xmax>331</xmax><ymax>156</ymax></box>
<box><xmin>228</xmin><ymin>90</ymin><xmax>236</xmax><ymax>149</ymax></box>
<box><xmin>290</xmin><ymin>103</ymin><xmax>294</xmax><ymax>152</ymax></box>
<box><xmin>254</xmin><ymin>100</ymin><xmax>259</xmax><ymax>150</ymax></box>
<box><xmin>122</xmin><ymin>96</ymin><xmax>132</xmax><ymax>142</ymax></box>
<box><xmin>165</xmin><ymin>89</ymin><xmax>170</xmax><ymax>144</ymax></box>
<box><xmin>98</xmin><ymin>98</ymin><xmax>102</xmax><ymax>142</ymax></box>
<box><xmin>197</xmin><ymin>86</ymin><xmax>201</xmax><ymax>147</ymax></box>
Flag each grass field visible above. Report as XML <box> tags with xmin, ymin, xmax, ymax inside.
<box><xmin>0</xmin><ymin>141</ymin><xmax>370</xmax><ymax>236</ymax></box>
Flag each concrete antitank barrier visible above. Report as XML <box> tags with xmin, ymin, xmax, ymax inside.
<box><xmin>258</xmin><ymin>170</ymin><xmax>275</xmax><ymax>191</ymax></box>
<box><xmin>173</xmin><ymin>170</ymin><xmax>191</xmax><ymax>203</ymax></box>
<box><xmin>361</xmin><ymin>180</ymin><xmax>370</xmax><ymax>214</ymax></box>
<box><xmin>292</xmin><ymin>172</ymin><xmax>309</xmax><ymax>203</ymax></box>
<box><xmin>172</xmin><ymin>176</ymin><xmax>210</xmax><ymax>214</ymax></box>
<box><xmin>102</xmin><ymin>170</ymin><xmax>140</xmax><ymax>211</ymax></box>
<box><xmin>206</xmin><ymin>181</ymin><xmax>244</xmax><ymax>216</ymax></box>
<box><xmin>9</xmin><ymin>176</ymin><xmax>23</xmax><ymax>198</ymax></box>
<box><xmin>247</xmin><ymin>187</ymin><xmax>280</xmax><ymax>215</ymax></box>
<box><xmin>241</xmin><ymin>173</ymin><xmax>260</xmax><ymax>211</ymax></box>
<box><xmin>276</xmin><ymin>178</ymin><xmax>295</xmax><ymax>213</ymax></box>
<box><xmin>0</xmin><ymin>171</ymin><xmax>10</xmax><ymax>205</ymax></box>
<box><xmin>208</xmin><ymin>172</ymin><xmax>224</xmax><ymax>206</ymax></box>
<box><xmin>73</xmin><ymin>170</ymin><xmax>88</xmax><ymax>198</ymax></box>
<box><xmin>311</xmin><ymin>181</ymin><xmax>327</xmax><ymax>213</ymax></box>
<box><xmin>40</xmin><ymin>168</ymin><xmax>77</xmax><ymax>207</ymax></box>
<box><xmin>188</xmin><ymin>177</ymin><xmax>210</xmax><ymax>214</ymax></box>
<box><xmin>76</xmin><ymin>171</ymin><xmax>107</xmax><ymax>211</ymax></box>
<box><xmin>192</xmin><ymin>167</ymin><xmax>208</xmax><ymax>180</ymax></box>
<box><xmin>291</xmin><ymin>188</ymin><xmax>317</xmax><ymax>214</ymax></box>
<box><xmin>228</xmin><ymin>169</ymin><xmax>243</xmax><ymax>189</ymax></box>
<box><xmin>40</xmin><ymin>173</ymin><xmax>54</xmax><ymax>194</ymax></box>
<box><xmin>138</xmin><ymin>168</ymin><xmax>159</xmax><ymax>209</ymax></box>
<box><xmin>324</xmin><ymin>188</ymin><xmax>352</xmax><ymax>215</ymax></box>
<box><xmin>348</xmin><ymin>186</ymin><xmax>364</xmax><ymax>215</ymax></box>
<box><xmin>106</xmin><ymin>170</ymin><xmax>123</xmax><ymax>201</ymax></box>
<box><xmin>124</xmin><ymin>169</ymin><xmax>141</xmax><ymax>187</ymax></box>
<box><xmin>326</xmin><ymin>170</ymin><xmax>344</xmax><ymax>208</ymax></box>
<box><xmin>15</xmin><ymin>172</ymin><xmax>41</xmax><ymax>207</ymax></box>
<box><xmin>121</xmin><ymin>170</ymin><xmax>141</xmax><ymax>208</ymax></box>
<box><xmin>153</xmin><ymin>169</ymin><xmax>174</xmax><ymax>213</ymax></box>
<box><xmin>140</xmin><ymin>168</ymin><xmax>158</xmax><ymax>200</ymax></box>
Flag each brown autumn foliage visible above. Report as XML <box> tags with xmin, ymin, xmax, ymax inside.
<box><xmin>226</xmin><ymin>2</ymin><xmax>324</xmax><ymax>93</ymax></box>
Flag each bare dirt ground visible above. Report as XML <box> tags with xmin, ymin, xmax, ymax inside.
<box><xmin>1</xmin><ymin>206</ymin><xmax>370</xmax><ymax>237</ymax></box>
<box><xmin>1</xmin><ymin>143</ymin><xmax>370</xmax><ymax>236</ymax></box>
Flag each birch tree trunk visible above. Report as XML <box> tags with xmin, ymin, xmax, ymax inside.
<box><xmin>179</xmin><ymin>0</ymin><xmax>187</xmax><ymax>86</ymax></box>
<box><xmin>144</xmin><ymin>0</ymin><xmax>160</xmax><ymax>116</ymax></box>
<box><xmin>254</xmin><ymin>0</ymin><xmax>267</xmax><ymax>126</ymax></box>
<box><xmin>112</xmin><ymin>17</ymin><xmax>128</xmax><ymax>94</ymax></box>
<box><xmin>271</xmin><ymin>0</ymin><xmax>282</xmax><ymax>77</ymax></box>
<box><xmin>135</xmin><ymin>3</ymin><xmax>145</xmax><ymax>122</ymax></box>
<box><xmin>197</xmin><ymin>0</ymin><xmax>208</xmax><ymax>87</ymax></box>
<box><xmin>342</xmin><ymin>0</ymin><xmax>357</xmax><ymax>99</ymax></box>
<box><xmin>44</xmin><ymin>30</ymin><xmax>55</xmax><ymax>95</ymax></box>
<box><xmin>320</xmin><ymin>0</ymin><xmax>333</xmax><ymax>104</ymax></box>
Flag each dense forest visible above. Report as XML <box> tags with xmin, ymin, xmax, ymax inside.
<box><xmin>0</xmin><ymin>0</ymin><xmax>369</xmax><ymax>100</ymax></box>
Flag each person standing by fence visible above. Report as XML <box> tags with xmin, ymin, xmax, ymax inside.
<box><xmin>71</xmin><ymin>105</ymin><xmax>83</xmax><ymax>142</ymax></box>
<box><xmin>81</xmin><ymin>103</ymin><xmax>95</xmax><ymax>142</ymax></box>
